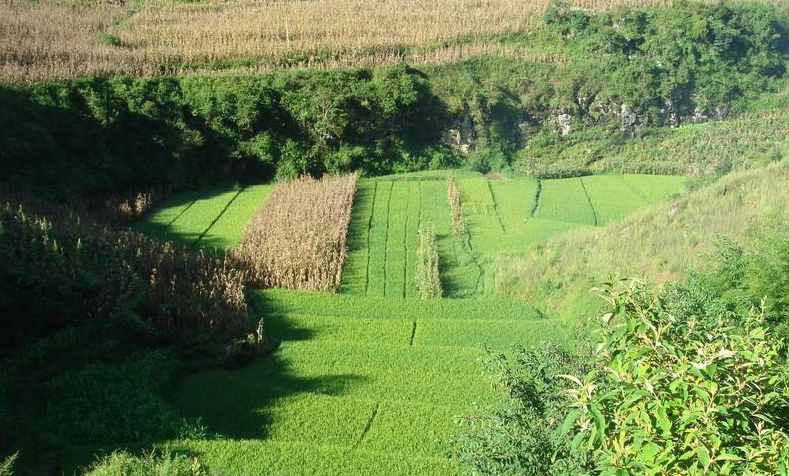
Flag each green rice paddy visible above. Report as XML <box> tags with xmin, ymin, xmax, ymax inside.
<box><xmin>130</xmin><ymin>171</ymin><xmax>685</xmax><ymax>475</ymax></box>
<box><xmin>133</xmin><ymin>183</ymin><xmax>273</xmax><ymax>249</ymax></box>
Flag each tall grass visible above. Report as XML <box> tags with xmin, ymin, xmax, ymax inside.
<box><xmin>2</xmin><ymin>0</ymin><xmax>783</xmax><ymax>84</ymax></box>
<box><xmin>416</xmin><ymin>226</ymin><xmax>442</xmax><ymax>299</ymax></box>
<box><xmin>0</xmin><ymin>193</ymin><xmax>247</xmax><ymax>334</ymax></box>
<box><xmin>233</xmin><ymin>174</ymin><xmax>357</xmax><ymax>292</ymax></box>
<box><xmin>0</xmin><ymin>453</ymin><xmax>16</xmax><ymax>476</ymax></box>
<box><xmin>446</xmin><ymin>176</ymin><xmax>467</xmax><ymax>237</ymax></box>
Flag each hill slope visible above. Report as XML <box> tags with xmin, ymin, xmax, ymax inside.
<box><xmin>497</xmin><ymin>159</ymin><xmax>789</xmax><ymax>318</ymax></box>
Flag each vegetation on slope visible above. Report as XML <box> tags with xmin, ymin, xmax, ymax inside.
<box><xmin>4</xmin><ymin>0</ymin><xmax>785</xmax><ymax>84</ymax></box>
<box><xmin>457</xmin><ymin>277</ymin><xmax>789</xmax><ymax>475</ymax></box>
<box><xmin>1</xmin><ymin>2</ymin><xmax>787</xmax><ymax>199</ymax></box>
<box><xmin>496</xmin><ymin>158</ymin><xmax>789</xmax><ymax>318</ymax></box>
<box><xmin>0</xmin><ymin>193</ymin><xmax>263</xmax><ymax>474</ymax></box>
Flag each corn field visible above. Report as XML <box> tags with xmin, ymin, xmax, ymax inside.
<box><xmin>415</xmin><ymin>226</ymin><xmax>442</xmax><ymax>299</ymax></box>
<box><xmin>446</xmin><ymin>176</ymin><xmax>467</xmax><ymax>237</ymax></box>
<box><xmin>233</xmin><ymin>174</ymin><xmax>357</xmax><ymax>292</ymax></box>
<box><xmin>2</xmin><ymin>0</ymin><xmax>783</xmax><ymax>84</ymax></box>
<box><xmin>0</xmin><ymin>193</ymin><xmax>247</xmax><ymax>334</ymax></box>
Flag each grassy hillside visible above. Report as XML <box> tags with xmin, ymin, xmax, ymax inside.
<box><xmin>100</xmin><ymin>170</ymin><xmax>681</xmax><ymax>474</ymax></box>
<box><xmin>497</xmin><ymin>159</ymin><xmax>789</xmax><ymax>318</ymax></box>
<box><xmin>3</xmin><ymin>2</ymin><xmax>788</xmax><ymax>201</ymax></box>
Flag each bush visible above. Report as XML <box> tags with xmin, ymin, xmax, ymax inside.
<box><xmin>460</xmin><ymin>276</ymin><xmax>789</xmax><ymax>474</ymax></box>
<box><xmin>98</xmin><ymin>34</ymin><xmax>121</xmax><ymax>47</ymax></box>
<box><xmin>454</xmin><ymin>343</ymin><xmax>592</xmax><ymax>475</ymax></box>
<box><xmin>0</xmin><ymin>65</ymin><xmax>447</xmax><ymax>199</ymax></box>
<box><xmin>690</xmin><ymin>230</ymin><xmax>789</xmax><ymax>341</ymax></box>
<box><xmin>563</xmin><ymin>280</ymin><xmax>789</xmax><ymax>475</ymax></box>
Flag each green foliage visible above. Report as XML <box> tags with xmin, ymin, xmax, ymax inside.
<box><xmin>0</xmin><ymin>453</ymin><xmax>17</xmax><ymax>476</ymax></box>
<box><xmin>0</xmin><ymin>65</ymin><xmax>452</xmax><ymax>199</ymax></box>
<box><xmin>513</xmin><ymin>1</ymin><xmax>789</xmax><ymax>177</ymax></box>
<box><xmin>84</xmin><ymin>449</ymin><xmax>213</xmax><ymax>476</ymax></box>
<box><xmin>98</xmin><ymin>33</ymin><xmax>121</xmax><ymax>47</ymax></box>
<box><xmin>549</xmin><ymin>1</ymin><xmax>789</xmax><ymax>119</ymax></box>
<box><xmin>3</xmin><ymin>3</ymin><xmax>787</xmax><ymax>195</ymax></box>
<box><xmin>455</xmin><ymin>343</ymin><xmax>592</xmax><ymax>475</ymax></box>
<box><xmin>691</xmin><ymin>229</ymin><xmax>789</xmax><ymax>340</ymax></box>
<box><xmin>462</xmin><ymin>275</ymin><xmax>789</xmax><ymax>475</ymax></box>
<box><xmin>562</xmin><ymin>280</ymin><xmax>789</xmax><ymax>475</ymax></box>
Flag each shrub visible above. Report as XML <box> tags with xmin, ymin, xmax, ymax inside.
<box><xmin>460</xmin><ymin>276</ymin><xmax>789</xmax><ymax>474</ymax></box>
<box><xmin>454</xmin><ymin>343</ymin><xmax>592</xmax><ymax>475</ymax></box>
<box><xmin>694</xmin><ymin>231</ymin><xmax>789</xmax><ymax>340</ymax></box>
<box><xmin>563</xmin><ymin>280</ymin><xmax>789</xmax><ymax>475</ymax></box>
<box><xmin>98</xmin><ymin>33</ymin><xmax>121</xmax><ymax>47</ymax></box>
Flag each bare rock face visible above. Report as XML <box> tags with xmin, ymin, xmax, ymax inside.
<box><xmin>663</xmin><ymin>98</ymin><xmax>680</xmax><ymax>127</ymax></box>
<box><xmin>550</xmin><ymin>109</ymin><xmax>574</xmax><ymax>136</ymax></box>
<box><xmin>441</xmin><ymin>107</ymin><xmax>476</xmax><ymax>154</ymax></box>
<box><xmin>619</xmin><ymin>103</ymin><xmax>639</xmax><ymax>134</ymax></box>
<box><xmin>517</xmin><ymin>122</ymin><xmax>531</xmax><ymax>142</ymax></box>
<box><xmin>691</xmin><ymin>106</ymin><xmax>709</xmax><ymax>124</ymax></box>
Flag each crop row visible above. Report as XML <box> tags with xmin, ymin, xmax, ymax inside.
<box><xmin>343</xmin><ymin>179</ymin><xmax>450</xmax><ymax>299</ymax></box>
<box><xmin>171</xmin><ymin>439</ymin><xmax>460</xmax><ymax>476</ymax></box>
<box><xmin>274</xmin><ymin>290</ymin><xmax>544</xmax><ymax>323</ymax></box>
<box><xmin>262</xmin><ymin>313</ymin><xmax>571</xmax><ymax>350</ymax></box>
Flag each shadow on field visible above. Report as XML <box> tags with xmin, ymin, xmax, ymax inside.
<box><xmin>169</xmin><ymin>291</ymin><xmax>367</xmax><ymax>440</ymax></box>
<box><xmin>131</xmin><ymin>183</ymin><xmax>245</xmax><ymax>251</ymax></box>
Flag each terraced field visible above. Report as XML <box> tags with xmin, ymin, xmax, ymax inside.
<box><xmin>131</xmin><ymin>171</ymin><xmax>685</xmax><ymax>475</ymax></box>
<box><xmin>133</xmin><ymin>184</ymin><xmax>273</xmax><ymax>249</ymax></box>
<box><xmin>341</xmin><ymin>173</ymin><xmax>685</xmax><ymax>297</ymax></box>
<box><xmin>169</xmin><ymin>289</ymin><xmax>571</xmax><ymax>475</ymax></box>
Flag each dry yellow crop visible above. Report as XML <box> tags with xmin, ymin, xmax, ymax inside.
<box><xmin>447</xmin><ymin>175</ymin><xmax>467</xmax><ymax>237</ymax></box>
<box><xmin>232</xmin><ymin>173</ymin><xmax>357</xmax><ymax>292</ymax></box>
<box><xmin>2</xmin><ymin>0</ymin><xmax>782</xmax><ymax>84</ymax></box>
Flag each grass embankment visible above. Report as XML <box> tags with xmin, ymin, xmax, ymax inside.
<box><xmin>497</xmin><ymin>160</ymin><xmax>789</xmax><ymax>318</ymax></box>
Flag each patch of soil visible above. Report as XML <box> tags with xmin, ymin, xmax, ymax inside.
<box><xmin>486</xmin><ymin>172</ymin><xmax>504</xmax><ymax>180</ymax></box>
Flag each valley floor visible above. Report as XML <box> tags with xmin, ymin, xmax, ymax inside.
<box><xmin>120</xmin><ymin>170</ymin><xmax>685</xmax><ymax>474</ymax></box>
